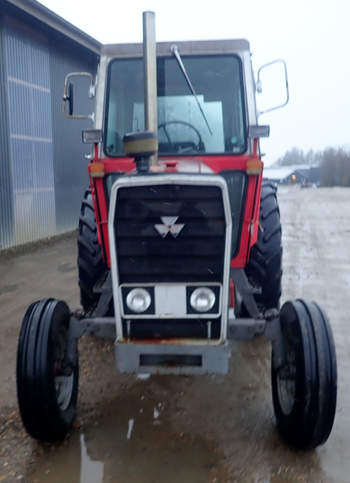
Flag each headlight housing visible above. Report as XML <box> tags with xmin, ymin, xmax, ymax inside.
<box><xmin>126</xmin><ymin>288</ymin><xmax>152</xmax><ymax>313</ymax></box>
<box><xmin>190</xmin><ymin>287</ymin><xmax>216</xmax><ymax>313</ymax></box>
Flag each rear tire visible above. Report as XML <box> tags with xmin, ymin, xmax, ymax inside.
<box><xmin>245</xmin><ymin>181</ymin><xmax>282</xmax><ymax>312</ymax></box>
<box><xmin>17</xmin><ymin>299</ymin><xmax>79</xmax><ymax>442</ymax></box>
<box><xmin>272</xmin><ymin>299</ymin><xmax>337</xmax><ymax>449</ymax></box>
<box><xmin>78</xmin><ymin>190</ymin><xmax>109</xmax><ymax>313</ymax></box>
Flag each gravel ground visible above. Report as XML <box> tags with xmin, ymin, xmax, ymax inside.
<box><xmin>0</xmin><ymin>185</ymin><xmax>349</xmax><ymax>482</ymax></box>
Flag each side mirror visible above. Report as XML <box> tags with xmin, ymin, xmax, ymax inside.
<box><xmin>65</xmin><ymin>82</ymin><xmax>74</xmax><ymax>116</ymax></box>
<box><xmin>256</xmin><ymin>59</ymin><xmax>289</xmax><ymax>116</ymax></box>
<box><xmin>63</xmin><ymin>72</ymin><xmax>95</xmax><ymax>120</ymax></box>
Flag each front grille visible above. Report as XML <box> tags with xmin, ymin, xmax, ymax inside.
<box><xmin>114</xmin><ymin>184</ymin><xmax>226</xmax><ymax>284</ymax></box>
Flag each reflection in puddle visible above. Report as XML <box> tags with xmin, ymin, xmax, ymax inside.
<box><xmin>27</xmin><ymin>389</ymin><xmax>226</xmax><ymax>483</ymax></box>
<box><xmin>80</xmin><ymin>434</ymin><xmax>103</xmax><ymax>483</ymax></box>
<box><xmin>126</xmin><ymin>418</ymin><xmax>134</xmax><ymax>440</ymax></box>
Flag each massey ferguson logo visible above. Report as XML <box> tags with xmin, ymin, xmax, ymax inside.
<box><xmin>154</xmin><ymin>216</ymin><xmax>185</xmax><ymax>238</ymax></box>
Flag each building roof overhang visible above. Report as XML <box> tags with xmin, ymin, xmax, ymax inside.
<box><xmin>3</xmin><ymin>0</ymin><xmax>101</xmax><ymax>54</ymax></box>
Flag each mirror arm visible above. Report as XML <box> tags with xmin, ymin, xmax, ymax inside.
<box><xmin>257</xmin><ymin>59</ymin><xmax>289</xmax><ymax>116</ymax></box>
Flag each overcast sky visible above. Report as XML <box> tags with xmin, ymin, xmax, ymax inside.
<box><xmin>40</xmin><ymin>0</ymin><xmax>350</xmax><ymax>164</ymax></box>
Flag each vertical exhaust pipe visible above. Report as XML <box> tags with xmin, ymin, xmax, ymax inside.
<box><xmin>123</xmin><ymin>12</ymin><xmax>158</xmax><ymax>171</ymax></box>
<box><xmin>143</xmin><ymin>11</ymin><xmax>158</xmax><ymax>165</ymax></box>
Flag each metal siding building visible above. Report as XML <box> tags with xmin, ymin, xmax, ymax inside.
<box><xmin>0</xmin><ymin>0</ymin><xmax>101</xmax><ymax>249</ymax></box>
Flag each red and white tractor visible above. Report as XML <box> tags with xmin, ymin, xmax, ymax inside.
<box><xmin>16</xmin><ymin>12</ymin><xmax>337</xmax><ymax>449</ymax></box>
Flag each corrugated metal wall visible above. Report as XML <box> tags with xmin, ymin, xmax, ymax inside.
<box><xmin>49</xmin><ymin>36</ymin><xmax>96</xmax><ymax>235</ymax></box>
<box><xmin>4</xmin><ymin>17</ymin><xmax>56</xmax><ymax>246</ymax></box>
<box><xmin>0</xmin><ymin>16</ymin><xmax>14</xmax><ymax>250</ymax></box>
<box><xmin>0</xmin><ymin>12</ymin><xmax>98</xmax><ymax>250</ymax></box>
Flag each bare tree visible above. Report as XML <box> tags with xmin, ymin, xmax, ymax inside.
<box><xmin>320</xmin><ymin>148</ymin><xmax>350</xmax><ymax>186</ymax></box>
<box><xmin>276</xmin><ymin>146</ymin><xmax>350</xmax><ymax>186</ymax></box>
<box><xmin>276</xmin><ymin>147</ymin><xmax>306</xmax><ymax>166</ymax></box>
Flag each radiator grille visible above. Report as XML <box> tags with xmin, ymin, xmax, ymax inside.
<box><xmin>114</xmin><ymin>184</ymin><xmax>226</xmax><ymax>284</ymax></box>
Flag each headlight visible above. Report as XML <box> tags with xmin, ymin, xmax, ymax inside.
<box><xmin>126</xmin><ymin>288</ymin><xmax>151</xmax><ymax>313</ymax></box>
<box><xmin>190</xmin><ymin>287</ymin><xmax>216</xmax><ymax>312</ymax></box>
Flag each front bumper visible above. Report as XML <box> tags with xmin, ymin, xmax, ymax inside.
<box><xmin>115</xmin><ymin>340</ymin><xmax>231</xmax><ymax>375</ymax></box>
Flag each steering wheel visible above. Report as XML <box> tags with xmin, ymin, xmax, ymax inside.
<box><xmin>158</xmin><ymin>120</ymin><xmax>205</xmax><ymax>153</ymax></box>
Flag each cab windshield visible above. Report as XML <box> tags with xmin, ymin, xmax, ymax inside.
<box><xmin>105</xmin><ymin>54</ymin><xmax>246</xmax><ymax>156</ymax></box>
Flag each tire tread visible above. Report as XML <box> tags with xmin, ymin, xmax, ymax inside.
<box><xmin>77</xmin><ymin>190</ymin><xmax>107</xmax><ymax>312</ymax></box>
<box><xmin>17</xmin><ymin>299</ymin><xmax>78</xmax><ymax>442</ymax></box>
<box><xmin>245</xmin><ymin>181</ymin><xmax>282</xmax><ymax>311</ymax></box>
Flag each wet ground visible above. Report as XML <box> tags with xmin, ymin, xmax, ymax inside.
<box><xmin>0</xmin><ymin>185</ymin><xmax>349</xmax><ymax>482</ymax></box>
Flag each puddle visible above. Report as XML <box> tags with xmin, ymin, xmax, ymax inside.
<box><xmin>26</xmin><ymin>390</ymin><xmax>226</xmax><ymax>483</ymax></box>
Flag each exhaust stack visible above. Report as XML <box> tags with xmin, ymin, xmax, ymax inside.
<box><xmin>123</xmin><ymin>11</ymin><xmax>158</xmax><ymax>170</ymax></box>
<box><xmin>143</xmin><ymin>11</ymin><xmax>158</xmax><ymax>166</ymax></box>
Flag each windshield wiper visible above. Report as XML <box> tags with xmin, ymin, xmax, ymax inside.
<box><xmin>171</xmin><ymin>44</ymin><xmax>213</xmax><ymax>136</ymax></box>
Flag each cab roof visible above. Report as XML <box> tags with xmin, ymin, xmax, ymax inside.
<box><xmin>101</xmin><ymin>39</ymin><xmax>250</xmax><ymax>58</ymax></box>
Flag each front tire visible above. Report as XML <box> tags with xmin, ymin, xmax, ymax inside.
<box><xmin>272</xmin><ymin>299</ymin><xmax>337</xmax><ymax>449</ymax></box>
<box><xmin>17</xmin><ymin>299</ymin><xmax>79</xmax><ymax>442</ymax></box>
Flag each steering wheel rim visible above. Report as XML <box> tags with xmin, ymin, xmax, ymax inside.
<box><xmin>158</xmin><ymin>120</ymin><xmax>204</xmax><ymax>152</ymax></box>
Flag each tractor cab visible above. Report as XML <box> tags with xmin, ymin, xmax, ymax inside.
<box><xmin>103</xmin><ymin>40</ymin><xmax>248</xmax><ymax>157</ymax></box>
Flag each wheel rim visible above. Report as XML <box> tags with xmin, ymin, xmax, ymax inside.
<box><xmin>55</xmin><ymin>374</ymin><xmax>74</xmax><ymax>411</ymax></box>
<box><xmin>54</xmin><ymin>326</ymin><xmax>75</xmax><ymax>411</ymax></box>
<box><xmin>276</xmin><ymin>345</ymin><xmax>297</xmax><ymax>416</ymax></box>
<box><xmin>277</xmin><ymin>367</ymin><xmax>296</xmax><ymax>415</ymax></box>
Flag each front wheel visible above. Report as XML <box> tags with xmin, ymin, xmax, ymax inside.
<box><xmin>17</xmin><ymin>299</ymin><xmax>79</xmax><ymax>442</ymax></box>
<box><xmin>272</xmin><ymin>299</ymin><xmax>337</xmax><ymax>449</ymax></box>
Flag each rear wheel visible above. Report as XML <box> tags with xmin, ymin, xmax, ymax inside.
<box><xmin>17</xmin><ymin>299</ymin><xmax>79</xmax><ymax>442</ymax></box>
<box><xmin>272</xmin><ymin>299</ymin><xmax>337</xmax><ymax>449</ymax></box>
<box><xmin>78</xmin><ymin>190</ymin><xmax>109</xmax><ymax>313</ymax></box>
<box><xmin>244</xmin><ymin>182</ymin><xmax>282</xmax><ymax>313</ymax></box>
